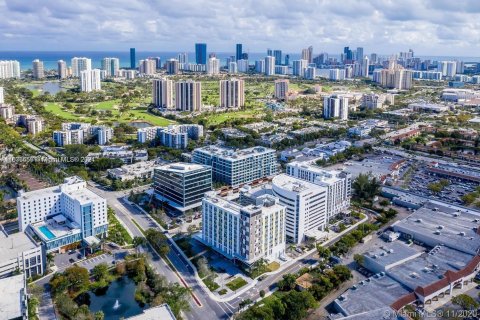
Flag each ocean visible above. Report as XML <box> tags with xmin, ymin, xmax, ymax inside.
<box><xmin>0</xmin><ymin>51</ymin><xmax>479</xmax><ymax>71</ymax></box>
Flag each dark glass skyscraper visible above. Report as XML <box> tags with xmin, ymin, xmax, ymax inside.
<box><xmin>130</xmin><ymin>48</ymin><xmax>136</xmax><ymax>69</ymax></box>
<box><xmin>273</xmin><ymin>50</ymin><xmax>282</xmax><ymax>66</ymax></box>
<box><xmin>236</xmin><ymin>44</ymin><xmax>242</xmax><ymax>61</ymax></box>
<box><xmin>195</xmin><ymin>43</ymin><xmax>207</xmax><ymax>65</ymax></box>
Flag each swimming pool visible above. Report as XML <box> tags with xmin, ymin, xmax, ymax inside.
<box><xmin>39</xmin><ymin>226</ymin><xmax>56</xmax><ymax>240</ymax></box>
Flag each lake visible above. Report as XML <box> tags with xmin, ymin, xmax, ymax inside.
<box><xmin>87</xmin><ymin>276</ymin><xmax>145</xmax><ymax>319</ymax></box>
<box><xmin>25</xmin><ymin>81</ymin><xmax>65</xmax><ymax>95</ymax></box>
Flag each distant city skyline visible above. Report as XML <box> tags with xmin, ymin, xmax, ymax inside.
<box><xmin>1</xmin><ymin>0</ymin><xmax>480</xmax><ymax>56</ymax></box>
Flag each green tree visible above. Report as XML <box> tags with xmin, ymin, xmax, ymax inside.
<box><xmin>63</xmin><ymin>265</ymin><xmax>90</xmax><ymax>293</ymax></box>
<box><xmin>92</xmin><ymin>263</ymin><xmax>110</xmax><ymax>282</ymax></box>
<box><xmin>278</xmin><ymin>273</ymin><xmax>297</xmax><ymax>291</ymax></box>
<box><xmin>281</xmin><ymin>290</ymin><xmax>316</xmax><ymax>320</ymax></box>
<box><xmin>452</xmin><ymin>294</ymin><xmax>479</xmax><ymax>310</ymax></box>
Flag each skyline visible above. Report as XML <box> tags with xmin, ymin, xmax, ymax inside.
<box><xmin>1</xmin><ymin>0</ymin><xmax>480</xmax><ymax>55</ymax></box>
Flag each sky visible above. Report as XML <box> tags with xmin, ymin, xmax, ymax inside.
<box><xmin>0</xmin><ymin>0</ymin><xmax>479</xmax><ymax>56</ymax></box>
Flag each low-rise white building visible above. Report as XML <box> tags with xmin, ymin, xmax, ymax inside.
<box><xmin>0</xmin><ymin>231</ymin><xmax>44</xmax><ymax>279</ymax></box>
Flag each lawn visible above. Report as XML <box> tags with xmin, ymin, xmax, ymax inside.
<box><xmin>45</xmin><ymin>102</ymin><xmax>90</xmax><ymax>121</ymax></box>
<box><xmin>226</xmin><ymin>277</ymin><xmax>248</xmax><ymax>291</ymax></box>
<box><xmin>43</xmin><ymin>102</ymin><xmax>174</xmax><ymax>127</ymax></box>
<box><xmin>266</xmin><ymin>261</ymin><xmax>280</xmax><ymax>272</ymax></box>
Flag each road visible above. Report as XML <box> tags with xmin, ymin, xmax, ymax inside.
<box><xmin>87</xmin><ymin>183</ymin><xmax>375</xmax><ymax>319</ymax></box>
<box><xmin>88</xmin><ymin>183</ymin><xmax>236</xmax><ymax>320</ymax></box>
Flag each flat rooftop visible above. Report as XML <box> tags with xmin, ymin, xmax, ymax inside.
<box><xmin>388</xmin><ymin>245</ymin><xmax>474</xmax><ymax>291</ymax></box>
<box><xmin>125</xmin><ymin>304</ymin><xmax>176</xmax><ymax>320</ymax></box>
<box><xmin>0</xmin><ymin>231</ymin><xmax>39</xmax><ymax>261</ymax></box>
<box><xmin>194</xmin><ymin>145</ymin><xmax>275</xmax><ymax>160</ymax></box>
<box><xmin>365</xmin><ymin>242</ymin><xmax>420</xmax><ymax>269</ymax></box>
<box><xmin>156</xmin><ymin>162</ymin><xmax>210</xmax><ymax>174</ymax></box>
<box><xmin>392</xmin><ymin>205</ymin><xmax>480</xmax><ymax>254</ymax></box>
<box><xmin>63</xmin><ymin>187</ymin><xmax>104</xmax><ymax>205</ymax></box>
<box><xmin>334</xmin><ymin>274</ymin><xmax>410</xmax><ymax>316</ymax></box>
<box><xmin>0</xmin><ymin>274</ymin><xmax>25</xmax><ymax>320</ymax></box>
<box><xmin>32</xmin><ymin>215</ymin><xmax>81</xmax><ymax>241</ymax></box>
<box><xmin>272</xmin><ymin>174</ymin><xmax>326</xmax><ymax>194</ymax></box>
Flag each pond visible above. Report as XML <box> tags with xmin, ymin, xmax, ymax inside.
<box><xmin>86</xmin><ymin>276</ymin><xmax>146</xmax><ymax>319</ymax></box>
<box><xmin>25</xmin><ymin>81</ymin><xmax>65</xmax><ymax>95</ymax></box>
<box><xmin>128</xmin><ymin>121</ymin><xmax>153</xmax><ymax>129</ymax></box>
<box><xmin>0</xmin><ymin>186</ymin><xmax>16</xmax><ymax>201</ymax></box>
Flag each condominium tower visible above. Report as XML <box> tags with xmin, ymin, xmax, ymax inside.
<box><xmin>219</xmin><ymin>79</ymin><xmax>245</xmax><ymax>108</ymax></box>
<box><xmin>175</xmin><ymin>80</ymin><xmax>202</xmax><ymax>111</ymax></box>
<box><xmin>32</xmin><ymin>59</ymin><xmax>44</xmax><ymax>79</ymax></box>
<box><xmin>201</xmin><ymin>191</ymin><xmax>286</xmax><ymax>265</ymax></box>
<box><xmin>152</xmin><ymin>78</ymin><xmax>174</xmax><ymax>109</ymax></box>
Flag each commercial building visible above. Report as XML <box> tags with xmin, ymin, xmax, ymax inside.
<box><xmin>0</xmin><ymin>274</ymin><xmax>28</xmax><ymax>320</ymax></box>
<box><xmin>265</xmin><ymin>56</ymin><xmax>275</xmax><ymax>76</ymax></box>
<box><xmin>200</xmin><ymin>191</ymin><xmax>286</xmax><ymax>265</ymax></box>
<box><xmin>107</xmin><ymin>160</ymin><xmax>156</xmax><ymax>181</ymax></box>
<box><xmin>126</xmin><ymin>304</ymin><xmax>176</xmax><ymax>320</ymax></box>
<box><xmin>153</xmin><ymin>163</ymin><xmax>212</xmax><ymax>213</ymax></box>
<box><xmin>0</xmin><ymin>231</ymin><xmax>44</xmax><ymax>279</ymax></box>
<box><xmin>32</xmin><ymin>59</ymin><xmax>44</xmax><ymax>79</ymax></box>
<box><xmin>207</xmin><ymin>57</ymin><xmax>220</xmax><ymax>75</ymax></box>
<box><xmin>175</xmin><ymin>80</ymin><xmax>202</xmax><ymax>111</ymax></box>
<box><xmin>274</xmin><ymin>79</ymin><xmax>289</xmax><ymax>100</ymax></box>
<box><xmin>195</xmin><ymin>43</ymin><xmax>207</xmax><ymax>65</ymax></box>
<box><xmin>0</xmin><ymin>60</ymin><xmax>21</xmax><ymax>79</ymax></box>
<box><xmin>286</xmin><ymin>162</ymin><xmax>351</xmax><ymax>220</ymax></box>
<box><xmin>71</xmin><ymin>57</ymin><xmax>92</xmax><ymax>77</ymax></box>
<box><xmin>152</xmin><ymin>78</ymin><xmax>174</xmax><ymax>109</ymax></box>
<box><xmin>101</xmin><ymin>57</ymin><xmax>120</xmax><ymax>77</ymax></box>
<box><xmin>192</xmin><ymin>146</ymin><xmax>277</xmax><ymax>187</ymax></box>
<box><xmin>57</xmin><ymin>60</ymin><xmax>67</xmax><ymax>79</ymax></box>
<box><xmin>323</xmin><ymin>94</ymin><xmax>349</xmax><ymax>120</ymax></box>
<box><xmin>271</xmin><ymin>174</ymin><xmax>328</xmax><ymax>244</ymax></box>
<box><xmin>17</xmin><ymin>176</ymin><xmax>108</xmax><ymax>252</ymax></box>
<box><xmin>80</xmin><ymin>69</ymin><xmax>101</xmax><ymax>92</ymax></box>
<box><xmin>86</xmin><ymin>146</ymin><xmax>147</xmax><ymax>164</ymax></box>
<box><xmin>220</xmin><ymin>78</ymin><xmax>245</xmax><ymax>108</ymax></box>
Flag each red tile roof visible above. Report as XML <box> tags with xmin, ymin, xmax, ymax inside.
<box><xmin>391</xmin><ymin>292</ymin><xmax>417</xmax><ymax>311</ymax></box>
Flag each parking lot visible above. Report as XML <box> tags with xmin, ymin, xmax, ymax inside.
<box><xmin>401</xmin><ymin>163</ymin><xmax>478</xmax><ymax>205</ymax></box>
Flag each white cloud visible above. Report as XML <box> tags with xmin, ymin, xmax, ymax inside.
<box><xmin>0</xmin><ymin>0</ymin><xmax>479</xmax><ymax>56</ymax></box>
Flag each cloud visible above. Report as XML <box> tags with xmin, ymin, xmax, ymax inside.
<box><xmin>0</xmin><ymin>0</ymin><xmax>479</xmax><ymax>56</ymax></box>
